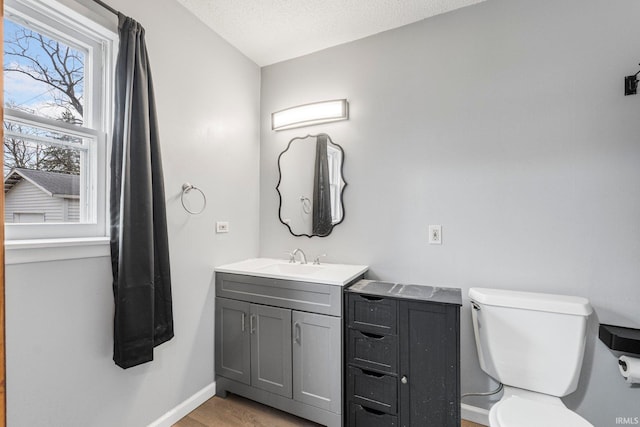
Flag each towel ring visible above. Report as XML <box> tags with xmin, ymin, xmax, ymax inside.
<box><xmin>181</xmin><ymin>183</ymin><xmax>206</xmax><ymax>215</ymax></box>
<box><xmin>300</xmin><ymin>196</ymin><xmax>311</xmax><ymax>214</ymax></box>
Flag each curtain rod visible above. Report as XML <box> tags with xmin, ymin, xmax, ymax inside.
<box><xmin>92</xmin><ymin>0</ymin><xmax>119</xmax><ymax>16</ymax></box>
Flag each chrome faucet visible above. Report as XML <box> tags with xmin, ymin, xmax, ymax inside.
<box><xmin>291</xmin><ymin>248</ymin><xmax>308</xmax><ymax>264</ymax></box>
<box><xmin>313</xmin><ymin>254</ymin><xmax>327</xmax><ymax>265</ymax></box>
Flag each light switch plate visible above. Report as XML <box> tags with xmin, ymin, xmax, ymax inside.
<box><xmin>428</xmin><ymin>225</ymin><xmax>442</xmax><ymax>245</ymax></box>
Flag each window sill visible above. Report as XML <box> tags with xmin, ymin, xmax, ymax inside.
<box><xmin>5</xmin><ymin>236</ymin><xmax>110</xmax><ymax>265</ymax></box>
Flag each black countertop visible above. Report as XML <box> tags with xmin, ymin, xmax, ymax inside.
<box><xmin>346</xmin><ymin>279</ymin><xmax>462</xmax><ymax>306</ymax></box>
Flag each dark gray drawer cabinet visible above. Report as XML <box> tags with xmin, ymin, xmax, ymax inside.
<box><xmin>345</xmin><ymin>280</ymin><xmax>461</xmax><ymax>427</ymax></box>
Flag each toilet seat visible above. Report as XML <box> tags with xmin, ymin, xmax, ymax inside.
<box><xmin>490</xmin><ymin>396</ymin><xmax>593</xmax><ymax>427</ymax></box>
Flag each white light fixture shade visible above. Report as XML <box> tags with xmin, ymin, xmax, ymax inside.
<box><xmin>271</xmin><ymin>99</ymin><xmax>349</xmax><ymax>131</ymax></box>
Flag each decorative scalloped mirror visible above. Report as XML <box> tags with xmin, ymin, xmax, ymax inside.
<box><xmin>277</xmin><ymin>133</ymin><xmax>346</xmax><ymax>237</ymax></box>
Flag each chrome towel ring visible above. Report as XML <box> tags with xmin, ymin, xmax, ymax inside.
<box><xmin>181</xmin><ymin>183</ymin><xmax>206</xmax><ymax>215</ymax></box>
<box><xmin>300</xmin><ymin>196</ymin><xmax>311</xmax><ymax>214</ymax></box>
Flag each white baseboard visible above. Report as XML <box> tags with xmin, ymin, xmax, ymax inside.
<box><xmin>462</xmin><ymin>403</ymin><xmax>490</xmax><ymax>426</ymax></box>
<box><xmin>148</xmin><ymin>381</ymin><xmax>217</xmax><ymax>427</ymax></box>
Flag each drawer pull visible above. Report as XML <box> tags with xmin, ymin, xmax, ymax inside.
<box><xmin>360</xmin><ymin>331</ymin><xmax>385</xmax><ymax>340</ymax></box>
<box><xmin>360</xmin><ymin>295</ymin><xmax>384</xmax><ymax>301</ymax></box>
<box><xmin>294</xmin><ymin>322</ymin><xmax>301</xmax><ymax>344</ymax></box>
<box><xmin>250</xmin><ymin>314</ymin><xmax>256</xmax><ymax>334</ymax></box>
<box><xmin>361</xmin><ymin>406</ymin><xmax>386</xmax><ymax>416</ymax></box>
<box><xmin>401</xmin><ymin>375</ymin><xmax>408</xmax><ymax>384</ymax></box>
<box><xmin>360</xmin><ymin>368</ymin><xmax>385</xmax><ymax>378</ymax></box>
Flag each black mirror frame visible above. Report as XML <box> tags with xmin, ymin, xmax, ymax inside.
<box><xmin>276</xmin><ymin>133</ymin><xmax>347</xmax><ymax>238</ymax></box>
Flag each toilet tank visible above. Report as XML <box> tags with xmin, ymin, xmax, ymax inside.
<box><xmin>469</xmin><ymin>287</ymin><xmax>592</xmax><ymax>397</ymax></box>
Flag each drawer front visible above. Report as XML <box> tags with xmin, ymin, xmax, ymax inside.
<box><xmin>348</xmin><ymin>403</ymin><xmax>398</xmax><ymax>427</ymax></box>
<box><xmin>347</xmin><ymin>366</ymin><xmax>397</xmax><ymax>414</ymax></box>
<box><xmin>348</xmin><ymin>293</ymin><xmax>397</xmax><ymax>335</ymax></box>
<box><xmin>348</xmin><ymin>329</ymin><xmax>398</xmax><ymax>374</ymax></box>
<box><xmin>216</xmin><ymin>273</ymin><xmax>342</xmax><ymax>316</ymax></box>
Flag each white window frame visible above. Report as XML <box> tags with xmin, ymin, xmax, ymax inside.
<box><xmin>3</xmin><ymin>0</ymin><xmax>117</xmax><ymax>242</ymax></box>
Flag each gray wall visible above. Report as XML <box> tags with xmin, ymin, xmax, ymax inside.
<box><xmin>259</xmin><ymin>0</ymin><xmax>640</xmax><ymax>425</ymax></box>
<box><xmin>5</xmin><ymin>0</ymin><xmax>260</xmax><ymax>425</ymax></box>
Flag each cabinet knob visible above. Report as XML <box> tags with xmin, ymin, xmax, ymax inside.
<box><xmin>401</xmin><ymin>376</ymin><xmax>408</xmax><ymax>384</ymax></box>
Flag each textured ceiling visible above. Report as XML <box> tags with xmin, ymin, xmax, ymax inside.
<box><xmin>175</xmin><ymin>0</ymin><xmax>486</xmax><ymax>66</ymax></box>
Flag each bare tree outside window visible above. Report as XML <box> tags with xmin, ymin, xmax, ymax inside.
<box><xmin>3</xmin><ymin>17</ymin><xmax>88</xmax><ymax>224</ymax></box>
<box><xmin>3</xmin><ymin>18</ymin><xmax>85</xmax><ymax>176</ymax></box>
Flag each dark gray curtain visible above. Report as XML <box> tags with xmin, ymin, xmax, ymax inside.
<box><xmin>312</xmin><ymin>134</ymin><xmax>332</xmax><ymax>236</ymax></box>
<box><xmin>110</xmin><ymin>14</ymin><xmax>173</xmax><ymax>369</ymax></box>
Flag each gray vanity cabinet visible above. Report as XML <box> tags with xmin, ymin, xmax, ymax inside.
<box><xmin>215</xmin><ymin>272</ymin><xmax>364</xmax><ymax>427</ymax></box>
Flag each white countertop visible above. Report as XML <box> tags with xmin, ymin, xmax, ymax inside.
<box><xmin>215</xmin><ymin>258</ymin><xmax>369</xmax><ymax>286</ymax></box>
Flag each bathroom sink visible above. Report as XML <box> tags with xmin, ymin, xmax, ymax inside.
<box><xmin>215</xmin><ymin>258</ymin><xmax>368</xmax><ymax>286</ymax></box>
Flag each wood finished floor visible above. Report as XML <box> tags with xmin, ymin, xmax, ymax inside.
<box><xmin>173</xmin><ymin>393</ymin><xmax>487</xmax><ymax>427</ymax></box>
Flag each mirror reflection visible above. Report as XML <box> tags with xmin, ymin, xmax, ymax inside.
<box><xmin>277</xmin><ymin>133</ymin><xmax>346</xmax><ymax>237</ymax></box>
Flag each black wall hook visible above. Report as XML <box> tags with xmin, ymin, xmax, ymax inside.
<box><xmin>624</xmin><ymin>63</ymin><xmax>640</xmax><ymax>96</ymax></box>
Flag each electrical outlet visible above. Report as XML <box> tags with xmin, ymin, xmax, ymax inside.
<box><xmin>428</xmin><ymin>225</ymin><xmax>442</xmax><ymax>245</ymax></box>
<box><xmin>216</xmin><ymin>221</ymin><xmax>229</xmax><ymax>233</ymax></box>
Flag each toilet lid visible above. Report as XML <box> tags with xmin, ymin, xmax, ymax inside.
<box><xmin>493</xmin><ymin>396</ymin><xmax>593</xmax><ymax>427</ymax></box>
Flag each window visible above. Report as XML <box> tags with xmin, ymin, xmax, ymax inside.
<box><xmin>3</xmin><ymin>0</ymin><xmax>116</xmax><ymax>240</ymax></box>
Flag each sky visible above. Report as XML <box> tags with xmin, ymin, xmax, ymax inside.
<box><xmin>3</xmin><ymin>17</ymin><xmax>85</xmax><ymax>122</ymax></box>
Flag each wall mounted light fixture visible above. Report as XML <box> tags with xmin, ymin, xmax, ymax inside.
<box><xmin>272</xmin><ymin>99</ymin><xmax>349</xmax><ymax>131</ymax></box>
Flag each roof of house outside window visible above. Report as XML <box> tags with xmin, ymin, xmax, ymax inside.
<box><xmin>4</xmin><ymin>168</ymin><xmax>80</xmax><ymax>198</ymax></box>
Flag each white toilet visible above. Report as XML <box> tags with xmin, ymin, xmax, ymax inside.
<box><xmin>469</xmin><ymin>287</ymin><xmax>594</xmax><ymax>427</ymax></box>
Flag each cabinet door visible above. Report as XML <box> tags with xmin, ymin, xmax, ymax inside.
<box><xmin>215</xmin><ymin>297</ymin><xmax>251</xmax><ymax>385</ymax></box>
<box><xmin>292</xmin><ymin>311</ymin><xmax>341</xmax><ymax>413</ymax></box>
<box><xmin>399</xmin><ymin>301</ymin><xmax>460</xmax><ymax>427</ymax></box>
<box><xmin>251</xmin><ymin>304</ymin><xmax>293</xmax><ymax>398</ymax></box>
